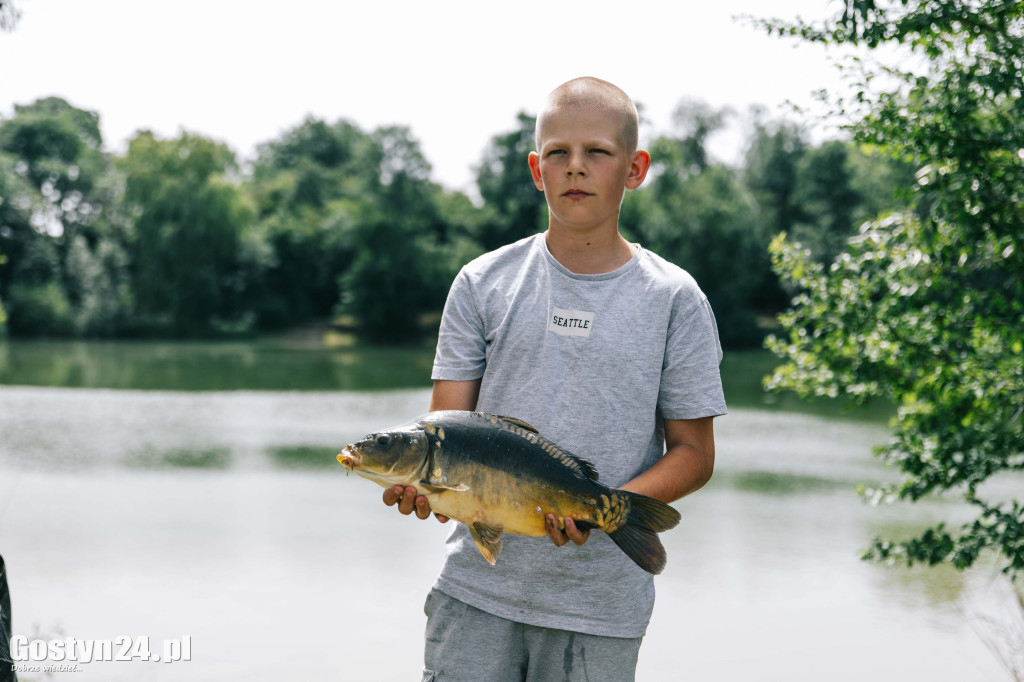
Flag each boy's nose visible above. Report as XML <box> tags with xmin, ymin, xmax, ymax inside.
<box><xmin>566</xmin><ymin>156</ymin><xmax>587</xmax><ymax>176</ymax></box>
<box><xmin>564</xmin><ymin>149</ymin><xmax>588</xmax><ymax>176</ymax></box>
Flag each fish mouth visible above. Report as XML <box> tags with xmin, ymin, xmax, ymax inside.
<box><xmin>337</xmin><ymin>447</ymin><xmax>358</xmax><ymax>473</ymax></box>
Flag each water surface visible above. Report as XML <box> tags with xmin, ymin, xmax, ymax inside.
<box><xmin>0</xmin><ymin>341</ymin><xmax>1010</xmax><ymax>681</ymax></box>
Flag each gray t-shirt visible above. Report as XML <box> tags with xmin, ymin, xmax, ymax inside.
<box><xmin>430</xmin><ymin>233</ymin><xmax>727</xmax><ymax>637</ymax></box>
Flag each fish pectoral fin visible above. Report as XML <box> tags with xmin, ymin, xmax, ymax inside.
<box><xmin>419</xmin><ymin>479</ymin><xmax>470</xmax><ymax>493</ymax></box>
<box><xmin>468</xmin><ymin>521</ymin><xmax>504</xmax><ymax>565</ymax></box>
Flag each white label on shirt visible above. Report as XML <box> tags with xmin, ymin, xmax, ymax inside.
<box><xmin>548</xmin><ymin>307</ymin><xmax>595</xmax><ymax>337</ymax></box>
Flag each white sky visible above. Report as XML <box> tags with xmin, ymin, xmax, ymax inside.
<box><xmin>0</xmin><ymin>0</ymin><xmax>850</xmax><ymax>194</ymax></box>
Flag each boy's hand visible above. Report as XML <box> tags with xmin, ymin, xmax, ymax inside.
<box><xmin>545</xmin><ymin>514</ymin><xmax>590</xmax><ymax>547</ymax></box>
<box><xmin>383</xmin><ymin>485</ymin><xmax>449</xmax><ymax>523</ymax></box>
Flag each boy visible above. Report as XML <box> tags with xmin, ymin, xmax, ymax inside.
<box><xmin>385</xmin><ymin>77</ymin><xmax>726</xmax><ymax>681</ymax></box>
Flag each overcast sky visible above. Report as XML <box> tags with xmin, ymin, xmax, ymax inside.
<box><xmin>0</xmin><ymin>0</ymin><xmax>850</xmax><ymax>193</ymax></box>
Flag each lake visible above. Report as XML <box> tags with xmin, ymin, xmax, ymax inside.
<box><xmin>0</xmin><ymin>339</ymin><xmax>1012</xmax><ymax>681</ymax></box>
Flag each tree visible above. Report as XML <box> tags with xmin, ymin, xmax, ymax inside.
<box><xmin>244</xmin><ymin>117</ymin><xmax>478</xmax><ymax>340</ymax></box>
<box><xmin>0</xmin><ymin>247</ymin><xmax>5</xmax><ymax>331</ymax></box>
<box><xmin>0</xmin><ymin>151</ymin><xmax>42</xmax><ymax>333</ymax></box>
<box><xmin>762</xmin><ymin>0</ymin><xmax>1024</xmax><ymax>579</ymax></box>
<box><xmin>744</xmin><ymin>115</ymin><xmax>808</xmax><ymax>237</ymax></box>
<box><xmin>475</xmin><ymin>113</ymin><xmax>546</xmax><ymax>251</ymax></box>
<box><xmin>250</xmin><ymin>116</ymin><xmax>381</xmax><ymax>215</ymax></box>
<box><xmin>662</xmin><ymin>99</ymin><xmax>731</xmax><ymax>177</ymax></box>
<box><xmin>792</xmin><ymin>142</ymin><xmax>862</xmax><ymax>261</ymax></box>
<box><xmin>0</xmin><ymin>97</ymin><xmax>120</xmax><ymax>335</ymax></box>
<box><xmin>120</xmin><ymin>131</ymin><xmax>254</xmax><ymax>335</ymax></box>
<box><xmin>336</xmin><ymin>126</ymin><xmax>457</xmax><ymax>342</ymax></box>
<box><xmin>245</xmin><ymin>117</ymin><xmax>381</xmax><ymax>329</ymax></box>
<box><xmin>744</xmin><ymin>113</ymin><xmax>914</xmax><ymax>269</ymax></box>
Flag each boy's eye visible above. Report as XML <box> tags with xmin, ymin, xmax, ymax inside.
<box><xmin>589</xmin><ymin>148</ymin><xmax>609</xmax><ymax>155</ymax></box>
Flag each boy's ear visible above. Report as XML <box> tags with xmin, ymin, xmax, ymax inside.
<box><xmin>626</xmin><ymin>150</ymin><xmax>651</xmax><ymax>190</ymax></box>
<box><xmin>528</xmin><ymin>152</ymin><xmax>544</xmax><ymax>191</ymax></box>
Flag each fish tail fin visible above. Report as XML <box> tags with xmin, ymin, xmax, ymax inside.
<box><xmin>625</xmin><ymin>492</ymin><xmax>681</xmax><ymax>533</ymax></box>
<box><xmin>606</xmin><ymin>493</ymin><xmax>681</xmax><ymax>575</ymax></box>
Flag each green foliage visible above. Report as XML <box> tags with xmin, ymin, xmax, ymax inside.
<box><xmin>0</xmin><ymin>97</ymin><xmax>109</xmax><ymax>240</ymax></box>
<box><xmin>744</xmin><ymin>115</ymin><xmax>913</xmax><ymax>266</ymax></box>
<box><xmin>250</xmin><ymin>116</ymin><xmax>381</xmax><ymax>214</ymax></box>
<box><xmin>744</xmin><ymin>117</ymin><xmax>807</xmax><ymax>237</ymax></box>
<box><xmin>791</xmin><ymin>141</ymin><xmax>862</xmax><ymax>260</ymax></box>
<box><xmin>337</xmin><ymin>217</ymin><xmax>448</xmax><ymax>342</ymax></box>
<box><xmin>0</xmin><ymin>249</ymin><xmax>5</xmax><ymax>331</ymax></box>
<box><xmin>245</xmin><ymin>118</ymin><xmax>383</xmax><ymax>329</ymax></box>
<box><xmin>64</xmin><ymin>234</ymin><xmax>133</xmax><ymax>336</ymax></box>
<box><xmin>336</xmin><ymin>125</ymin><xmax>470</xmax><ymax>341</ymax></box>
<box><xmin>247</xmin><ymin>118</ymin><xmax>473</xmax><ymax>340</ymax></box>
<box><xmin>0</xmin><ymin>97</ymin><xmax>130</xmax><ymax>336</ymax></box>
<box><xmin>5</xmin><ymin>280</ymin><xmax>72</xmax><ymax>335</ymax></box>
<box><xmin>662</xmin><ymin>99</ymin><xmax>731</xmax><ymax>175</ymax></box>
<box><xmin>0</xmin><ymin>150</ymin><xmax>39</xmax><ymax>290</ymax></box>
<box><xmin>475</xmin><ymin>112</ymin><xmax>546</xmax><ymax>251</ymax></box>
<box><xmin>1</xmin><ymin>233</ymin><xmax>70</xmax><ymax>335</ymax></box>
<box><xmin>120</xmin><ymin>131</ymin><xmax>254</xmax><ymax>335</ymax></box>
<box><xmin>764</xmin><ymin>0</ymin><xmax>1024</xmax><ymax>578</ymax></box>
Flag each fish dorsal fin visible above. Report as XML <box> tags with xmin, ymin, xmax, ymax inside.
<box><xmin>468</xmin><ymin>521</ymin><xmax>504</xmax><ymax>565</ymax></box>
<box><xmin>547</xmin><ymin>447</ymin><xmax>600</xmax><ymax>482</ymax></box>
<box><xmin>479</xmin><ymin>412</ymin><xmax>600</xmax><ymax>482</ymax></box>
<box><xmin>492</xmin><ymin>414</ymin><xmax>539</xmax><ymax>433</ymax></box>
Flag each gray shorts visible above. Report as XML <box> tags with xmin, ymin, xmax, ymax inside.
<box><xmin>422</xmin><ymin>588</ymin><xmax>643</xmax><ymax>682</ymax></box>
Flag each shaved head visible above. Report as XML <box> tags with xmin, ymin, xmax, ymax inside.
<box><xmin>536</xmin><ymin>77</ymin><xmax>640</xmax><ymax>154</ymax></box>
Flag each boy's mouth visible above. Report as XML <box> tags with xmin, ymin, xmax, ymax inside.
<box><xmin>563</xmin><ymin>189</ymin><xmax>592</xmax><ymax>199</ymax></box>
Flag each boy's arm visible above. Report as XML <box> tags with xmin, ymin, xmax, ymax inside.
<box><xmin>550</xmin><ymin>416</ymin><xmax>715</xmax><ymax>548</ymax></box>
<box><xmin>620</xmin><ymin>416</ymin><xmax>716</xmax><ymax>503</ymax></box>
<box><xmin>382</xmin><ymin>379</ymin><xmax>481</xmax><ymax>521</ymax></box>
<box><xmin>428</xmin><ymin>379</ymin><xmax>481</xmax><ymax>412</ymax></box>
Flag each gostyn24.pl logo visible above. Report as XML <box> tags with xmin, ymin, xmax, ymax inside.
<box><xmin>9</xmin><ymin>635</ymin><xmax>191</xmax><ymax>664</ymax></box>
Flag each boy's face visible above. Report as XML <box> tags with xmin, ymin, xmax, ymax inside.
<box><xmin>528</xmin><ymin>106</ymin><xmax>649</xmax><ymax>234</ymax></box>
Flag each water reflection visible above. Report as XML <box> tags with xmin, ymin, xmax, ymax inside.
<box><xmin>130</xmin><ymin>447</ymin><xmax>234</xmax><ymax>470</ymax></box>
<box><xmin>719</xmin><ymin>469</ymin><xmax>850</xmax><ymax>495</ymax></box>
<box><xmin>268</xmin><ymin>445</ymin><xmax>342</xmax><ymax>470</ymax></box>
<box><xmin>720</xmin><ymin>349</ymin><xmax>895</xmax><ymax>420</ymax></box>
<box><xmin>0</xmin><ymin>340</ymin><xmax>894</xmax><ymax>422</ymax></box>
<box><xmin>0</xmin><ymin>339</ymin><xmax>437</xmax><ymax>392</ymax></box>
<box><xmin>0</xmin><ymin>385</ymin><xmax>429</xmax><ymax>472</ymax></box>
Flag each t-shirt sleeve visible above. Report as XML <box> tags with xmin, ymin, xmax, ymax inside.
<box><xmin>658</xmin><ymin>295</ymin><xmax>728</xmax><ymax>420</ymax></box>
<box><xmin>431</xmin><ymin>269</ymin><xmax>488</xmax><ymax>381</ymax></box>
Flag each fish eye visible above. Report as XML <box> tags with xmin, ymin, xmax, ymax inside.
<box><xmin>376</xmin><ymin>435</ymin><xmax>389</xmax><ymax>445</ymax></box>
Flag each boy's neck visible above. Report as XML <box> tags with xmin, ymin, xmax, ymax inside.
<box><xmin>544</xmin><ymin>226</ymin><xmax>636</xmax><ymax>275</ymax></box>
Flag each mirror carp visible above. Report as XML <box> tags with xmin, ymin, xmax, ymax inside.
<box><xmin>337</xmin><ymin>410</ymin><xmax>681</xmax><ymax>574</ymax></box>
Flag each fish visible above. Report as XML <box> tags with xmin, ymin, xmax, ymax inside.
<box><xmin>337</xmin><ymin>410</ymin><xmax>681</xmax><ymax>575</ymax></box>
